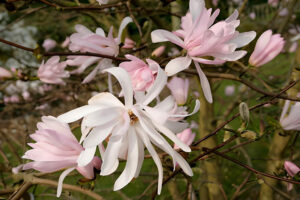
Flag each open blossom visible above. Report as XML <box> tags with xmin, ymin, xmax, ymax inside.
<box><xmin>167</xmin><ymin>77</ymin><xmax>189</xmax><ymax>105</ymax></box>
<box><xmin>38</xmin><ymin>56</ymin><xmax>70</xmax><ymax>85</ymax></box>
<box><xmin>174</xmin><ymin>128</ymin><xmax>195</xmax><ymax>150</ymax></box>
<box><xmin>120</xmin><ymin>55</ymin><xmax>157</xmax><ymax>92</ymax></box>
<box><xmin>122</xmin><ymin>38</ymin><xmax>136</xmax><ymax>49</ymax></box>
<box><xmin>42</xmin><ymin>39</ymin><xmax>57</xmax><ymax>52</ymax></box>
<box><xmin>151</xmin><ymin>0</ymin><xmax>256</xmax><ymax>103</ymax></box>
<box><xmin>0</xmin><ymin>67</ymin><xmax>12</xmax><ymax>78</ymax></box>
<box><xmin>284</xmin><ymin>161</ymin><xmax>300</xmax><ymax>191</ymax></box>
<box><xmin>249</xmin><ymin>30</ymin><xmax>285</xmax><ymax>67</ymax></box>
<box><xmin>22</xmin><ymin>116</ymin><xmax>101</xmax><ymax>197</ymax></box>
<box><xmin>58</xmin><ymin>67</ymin><xmax>199</xmax><ymax>194</ymax></box>
<box><xmin>280</xmin><ymin>100</ymin><xmax>300</xmax><ymax>130</ymax></box>
<box><xmin>67</xmin><ymin>17</ymin><xmax>132</xmax><ymax>83</ymax></box>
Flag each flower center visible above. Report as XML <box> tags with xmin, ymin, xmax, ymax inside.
<box><xmin>128</xmin><ymin>110</ymin><xmax>138</xmax><ymax>125</ymax></box>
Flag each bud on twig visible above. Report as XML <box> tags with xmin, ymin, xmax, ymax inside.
<box><xmin>239</xmin><ymin>102</ymin><xmax>250</xmax><ymax>124</ymax></box>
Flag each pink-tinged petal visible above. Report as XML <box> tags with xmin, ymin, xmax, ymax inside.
<box><xmin>167</xmin><ymin>77</ymin><xmax>189</xmax><ymax>105</ymax></box>
<box><xmin>76</xmin><ymin>158</ymin><xmax>97</xmax><ymax>179</ymax></box>
<box><xmin>229</xmin><ymin>31</ymin><xmax>256</xmax><ymax>48</ymax></box>
<box><xmin>249</xmin><ymin>30</ymin><xmax>272</xmax><ymax>64</ymax></box>
<box><xmin>23</xmin><ymin>161</ymin><xmax>76</xmax><ymax>173</ymax></box>
<box><xmin>0</xmin><ymin>67</ymin><xmax>12</xmax><ymax>78</ymax></box>
<box><xmin>142</xmin><ymin>105</ymin><xmax>170</xmax><ymax>125</ymax></box>
<box><xmin>104</xmin><ymin>67</ymin><xmax>133</xmax><ymax>107</ymax></box>
<box><xmin>194</xmin><ymin>62</ymin><xmax>213</xmax><ymax>103</ymax></box>
<box><xmin>57</xmin><ymin>167</ymin><xmax>76</xmax><ymax>197</ymax></box>
<box><xmin>191</xmin><ymin>57</ymin><xmax>225</xmax><ymax>65</ymax></box>
<box><xmin>114</xmin><ymin>128</ymin><xmax>139</xmax><ymax>191</ymax></box>
<box><xmin>165</xmin><ymin>57</ymin><xmax>192</xmax><ymax>76</ymax></box>
<box><xmin>284</xmin><ymin>161</ymin><xmax>300</xmax><ymax>177</ymax></box>
<box><xmin>169</xmin><ymin>100</ymin><xmax>200</xmax><ymax>118</ymax></box>
<box><xmin>151</xmin><ymin>30</ymin><xmax>184</xmax><ymax>47</ymax></box>
<box><xmin>225</xmin><ymin>10</ymin><xmax>239</xmax><ymax>22</ymax></box>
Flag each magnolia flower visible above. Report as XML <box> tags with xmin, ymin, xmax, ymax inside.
<box><xmin>151</xmin><ymin>46</ymin><xmax>166</xmax><ymax>57</ymax></box>
<box><xmin>284</xmin><ymin>161</ymin><xmax>300</xmax><ymax>191</ymax></box>
<box><xmin>67</xmin><ymin>17</ymin><xmax>132</xmax><ymax>83</ymax></box>
<box><xmin>22</xmin><ymin>116</ymin><xmax>101</xmax><ymax>197</ymax></box>
<box><xmin>268</xmin><ymin>0</ymin><xmax>279</xmax><ymax>7</ymax></box>
<box><xmin>61</xmin><ymin>37</ymin><xmax>70</xmax><ymax>48</ymax></box>
<box><xmin>174</xmin><ymin>128</ymin><xmax>195</xmax><ymax>150</ymax></box>
<box><xmin>151</xmin><ymin>0</ymin><xmax>256</xmax><ymax>103</ymax></box>
<box><xmin>122</xmin><ymin>38</ymin><xmax>136</xmax><ymax>49</ymax></box>
<box><xmin>0</xmin><ymin>67</ymin><xmax>12</xmax><ymax>78</ymax></box>
<box><xmin>120</xmin><ymin>55</ymin><xmax>157</xmax><ymax>92</ymax></box>
<box><xmin>38</xmin><ymin>56</ymin><xmax>69</xmax><ymax>85</ymax></box>
<box><xmin>249</xmin><ymin>30</ymin><xmax>285</xmax><ymax>67</ymax></box>
<box><xmin>280</xmin><ymin>100</ymin><xmax>300</xmax><ymax>130</ymax></box>
<box><xmin>42</xmin><ymin>39</ymin><xmax>57</xmax><ymax>52</ymax></box>
<box><xmin>167</xmin><ymin>77</ymin><xmax>189</xmax><ymax>105</ymax></box>
<box><xmin>58</xmin><ymin>67</ymin><xmax>199</xmax><ymax>194</ymax></box>
<box><xmin>225</xmin><ymin>85</ymin><xmax>235</xmax><ymax>96</ymax></box>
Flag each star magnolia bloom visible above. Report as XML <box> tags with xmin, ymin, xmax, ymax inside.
<box><xmin>280</xmin><ymin>100</ymin><xmax>300</xmax><ymax>130</ymax></box>
<box><xmin>67</xmin><ymin>17</ymin><xmax>132</xmax><ymax>83</ymax></box>
<box><xmin>167</xmin><ymin>76</ymin><xmax>189</xmax><ymax>105</ymax></box>
<box><xmin>120</xmin><ymin>55</ymin><xmax>157</xmax><ymax>92</ymax></box>
<box><xmin>174</xmin><ymin>128</ymin><xmax>195</xmax><ymax>150</ymax></box>
<box><xmin>37</xmin><ymin>56</ymin><xmax>70</xmax><ymax>85</ymax></box>
<box><xmin>151</xmin><ymin>0</ymin><xmax>256</xmax><ymax>103</ymax></box>
<box><xmin>249</xmin><ymin>30</ymin><xmax>285</xmax><ymax>67</ymax></box>
<box><xmin>58</xmin><ymin>67</ymin><xmax>200</xmax><ymax>194</ymax></box>
<box><xmin>22</xmin><ymin>116</ymin><xmax>101</xmax><ymax>197</ymax></box>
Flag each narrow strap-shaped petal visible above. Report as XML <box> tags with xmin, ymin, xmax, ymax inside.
<box><xmin>134</xmin><ymin>136</ymin><xmax>144</xmax><ymax>178</ymax></box>
<box><xmin>77</xmin><ymin>146</ymin><xmax>97</xmax><ymax>167</ymax></box>
<box><xmin>165</xmin><ymin>57</ymin><xmax>192</xmax><ymax>77</ymax></box>
<box><xmin>57</xmin><ymin>105</ymin><xmax>103</xmax><ymax>123</ymax></box>
<box><xmin>136</xmin><ymin>125</ymin><xmax>163</xmax><ymax>194</ymax></box>
<box><xmin>114</xmin><ymin>127</ymin><xmax>139</xmax><ymax>191</ymax></box>
<box><xmin>151</xmin><ymin>30</ymin><xmax>184</xmax><ymax>47</ymax></box>
<box><xmin>194</xmin><ymin>61</ymin><xmax>213</xmax><ymax>103</ymax></box>
<box><xmin>169</xmin><ymin>99</ymin><xmax>200</xmax><ymax>118</ymax></box>
<box><xmin>117</xmin><ymin>17</ymin><xmax>133</xmax><ymax>44</ymax></box>
<box><xmin>104</xmin><ymin>67</ymin><xmax>133</xmax><ymax>107</ymax></box>
<box><xmin>57</xmin><ymin>167</ymin><xmax>76</xmax><ymax>197</ymax></box>
<box><xmin>280</xmin><ymin>100</ymin><xmax>290</xmax><ymax>123</ymax></box>
<box><xmin>141</xmin><ymin>64</ymin><xmax>167</xmax><ymax>105</ymax></box>
<box><xmin>189</xmin><ymin>0</ymin><xmax>205</xmax><ymax>21</ymax></box>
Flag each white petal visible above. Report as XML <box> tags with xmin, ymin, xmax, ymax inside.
<box><xmin>104</xmin><ymin>67</ymin><xmax>133</xmax><ymax>107</ymax></box>
<box><xmin>57</xmin><ymin>167</ymin><xmax>76</xmax><ymax>197</ymax></box>
<box><xmin>57</xmin><ymin>105</ymin><xmax>103</xmax><ymax>123</ymax></box>
<box><xmin>88</xmin><ymin>92</ymin><xmax>124</xmax><ymax>107</ymax></box>
<box><xmin>170</xmin><ymin>99</ymin><xmax>200</xmax><ymax>118</ymax></box>
<box><xmin>114</xmin><ymin>128</ymin><xmax>139</xmax><ymax>191</ymax></box>
<box><xmin>280</xmin><ymin>100</ymin><xmax>290</xmax><ymax>123</ymax></box>
<box><xmin>134</xmin><ymin>136</ymin><xmax>144</xmax><ymax>178</ymax></box>
<box><xmin>96</xmin><ymin>28</ymin><xmax>105</xmax><ymax>37</ymax></box>
<box><xmin>229</xmin><ymin>31</ymin><xmax>256</xmax><ymax>48</ymax></box>
<box><xmin>151</xmin><ymin>30</ymin><xmax>184</xmax><ymax>47</ymax></box>
<box><xmin>136</xmin><ymin>125</ymin><xmax>163</xmax><ymax>194</ymax></box>
<box><xmin>154</xmin><ymin>96</ymin><xmax>176</xmax><ymax>112</ymax></box>
<box><xmin>152</xmin><ymin>122</ymin><xmax>191</xmax><ymax>152</ymax></box>
<box><xmin>189</xmin><ymin>0</ymin><xmax>205</xmax><ymax>21</ymax></box>
<box><xmin>83</xmin><ymin>121</ymin><xmax>118</xmax><ymax>148</ymax></box>
<box><xmin>141</xmin><ymin>64</ymin><xmax>167</xmax><ymax>105</ymax></box>
<box><xmin>164</xmin><ymin>121</ymin><xmax>189</xmax><ymax>133</ymax></box>
<box><xmin>165</xmin><ymin>57</ymin><xmax>192</xmax><ymax>76</ymax></box>
<box><xmin>194</xmin><ymin>62</ymin><xmax>213</xmax><ymax>103</ymax></box>
<box><xmin>77</xmin><ymin>146</ymin><xmax>97</xmax><ymax>167</ymax></box>
<box><xmin>117</xmin><ymin>17</ymin><xmax>133</xmax><ymax>44</ymax></box>
<box><xmin>84</xmin><ymin>107</ymin><xmax>122</xmax><ymax>127</ymax></box>
<box><xmin>143</xmin><ymin>106</ymin><xmax>170</xmax><ymax>125</ymax></box>
<box><xmin>82</xmin><ymin>65</ymin><xmax>101</xmax><ymax>84</ymax></box>
<box><xmin>225</xmin><ymin>10</ymin><xmax>239</xmax><ymax>22</ymax></box>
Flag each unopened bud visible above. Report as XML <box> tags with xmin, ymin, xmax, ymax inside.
<box><xmin>239</xmin><ymin>102</ymin><xmax>250</xmax><ymax>123</ymax></box>
<box><xmin>223</xmin><ymin>125</ymin><xmax>231</xmax><ymax>142</ymax></box>
<box><xmin>241</xmin><ymin>130</ymin><xmax>257</xmax><ymax>140</ymax></box>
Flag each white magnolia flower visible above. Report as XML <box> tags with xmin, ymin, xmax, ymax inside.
<box><xmin>58</xmin><ymin>67</ymin><xmax>199</xmax><ymax>194</ymax></box>
<box><xmin>280</xmin><ymin>100</ymin><xmax>300</xmax><ymax>130</ymax></box>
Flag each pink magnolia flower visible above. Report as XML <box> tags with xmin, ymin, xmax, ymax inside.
<box><xmin>284</xmin><ymin>161</ymin><xmax>300</xmax><ymax>191</ymax></box>
<box><xmin>151</xmin><ymin>46</ymin><xmax>166</xmax><ymax>57</ymax></box>
<box><xmin>174</xmin><ymin>128</ymin><xmax>195</xmax><ymax>150</ymax></box>
<box><xmin>249</xmin><ymin>30</ymin><xmax>285</xmax><ymax>67</ymax></box>
<box><xmin>280</xmin><ymin>100</ymin><xmax>300</xmax><ymax>131</ymax></box>
<box><xmin>22</xmin><ymin>116</ymin><xmax>101</xmax><ymax>197</ymax></box>
<box><xmin>167</xmin><ymin>77</ymin><xmax>189</xmax><ymax>105</ymax></box>
<box><xmin>122</xmin><ymin>38</ymin><xmax>136</xmax><ymax>49</ymax></box>
<box><xmin>151</xmin><ymin>0</ymin><xmax>256</xmax><ymax>103</ymax></box>
<box><xmin>120</xmin><ymin>55</ymin><xmax>157</xmax><ymax>92</ymax></box>
<box><xmin>42</xmin><ymin>39</ymin><xmax>57</xmax><ymax>52</ymax></box>
<box><xmin>0</xmin><ymin>67</ymin><xmax>12</xmax><ymax>78</ymax></box>
<box><xmin>67</xmin><ymin>17</ymin><xmax>132</xmax><ymax>83</ymax></box>
<box><xmin>38</xmin><ymin>56</ymin><xmax>70</xmax><ymax>85</ymax></box>
<box><xmin>225</xmin><ymin>85</ymin><xmax>235</xmax><ymax>96</ymax></box>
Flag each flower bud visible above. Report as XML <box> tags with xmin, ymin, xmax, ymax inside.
<box><xmin>239</xmin><ymin>102</ymin><xmax>250</xmax><ymax>124</ymax></box>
